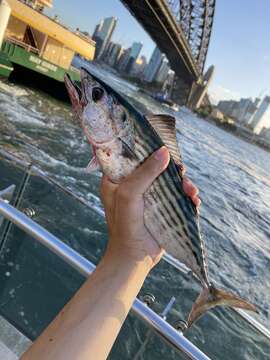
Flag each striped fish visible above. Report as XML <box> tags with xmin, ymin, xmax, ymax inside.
<box><xmin>64</xmin><ymin>68</ymin><xmax>257</xmax><ymax>328</ymax></box>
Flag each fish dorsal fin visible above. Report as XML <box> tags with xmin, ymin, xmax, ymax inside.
<box><xmin>146</xmin><ymin>114</ymin><xmax>182</xmax><ymax>166</ymax></box>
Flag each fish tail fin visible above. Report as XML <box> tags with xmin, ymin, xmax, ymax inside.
<box><xmin>187</xmin><ymin>284</ymin><xmax>258</xmax><ymax>328</ymax></box>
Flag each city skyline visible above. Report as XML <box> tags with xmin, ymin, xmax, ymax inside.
<box><xmin>217</xmin><ymin>94</ymin><xmax>270</xmax><ymax>137</ymax></box>
<box><xmin>46</xmin><ymin>0</ymin><xmax>270</xmax><ymax>103</ymax></box>
<box><xmin>92</xmin><ymin>17</ymin><xmax>174</xmax><ymax>94</ymax></box>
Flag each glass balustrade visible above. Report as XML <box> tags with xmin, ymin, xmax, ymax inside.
<box><xmin>0</xmin><ymin>150</ymin><xmax>269</xmax><ymax>359</ymax></box>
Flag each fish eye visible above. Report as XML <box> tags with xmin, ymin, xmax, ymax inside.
<box><xmin>122</xmin><ymin>112</ymin><xmax>127</xmax><ymax>122</ymax></box>
<box><xmin>92</xmin><ymin>87</ymin><xmax>104</xmax><ymax>102</ymax></box>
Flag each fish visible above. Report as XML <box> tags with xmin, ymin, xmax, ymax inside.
<box><xmin>64</xmin><ymin>68</ymin><xmax>257</xmax><ymax>328</ymax></box>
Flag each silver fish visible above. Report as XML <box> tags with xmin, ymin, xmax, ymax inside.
<box><xmin>64</xmin><ymin>68</ymin><xmax>257</xmax><ymax>328</ymax></box>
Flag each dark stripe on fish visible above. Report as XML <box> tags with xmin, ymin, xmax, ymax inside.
<box><xmin>134</xmin><ymin>124</ymin><xmax>204</xmax><ymax>274</ymax></box>
<box><xmin>134</xmin><ymin>119</ymin><xmax>206</xmax><ymax>279</ymax></box>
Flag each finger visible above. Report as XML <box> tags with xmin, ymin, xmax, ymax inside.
<box><xmin>181</xmin><ymin>165</ymin><xmax>186</xmax><ymax>176</ymax></box>
<box><xmin>100</xmin><ymin>176</ymin><xmax>118</xmax><ymax>207</ymax></box>
<box><xmin>192</xmin><ymin>196</ymin><xmax>201</xmax><ymax>208</ymax></box>
<box><xmin>182</xmin><ymin>176</ymin><xmax>199</xmax><ymax>198</ymax></box>
<box><xmin>152</xmin><ymin>248</ymin><xmax>166</xmax><ymax>268</ymax></box>
<box><xmin>122</xmin><ymin>147</ymin><xmax>170</xmax><ymax>196</ymax></box>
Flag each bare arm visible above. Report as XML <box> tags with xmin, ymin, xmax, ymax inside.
<box><xmin>21</xmin><ymin>147</ymin><xmax>199</xmax><ymax>360</ymax></box>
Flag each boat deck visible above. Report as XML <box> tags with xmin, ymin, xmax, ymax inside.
<box><xmin>0</xmin><ymin>316</ymin><xmax>31</xmax><ymax>359</ymax></box>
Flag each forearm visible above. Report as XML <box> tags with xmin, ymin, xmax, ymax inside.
<box><xmin>21</xmin><ymin>248</ymin><xmax>151</xmax><ymax>360</ymax></box>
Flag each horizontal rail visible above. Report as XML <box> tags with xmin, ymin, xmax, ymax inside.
<box><xmin>0</xmin><ymin>199</ymin><xmax>210</xmax><ymax>360</ymax></box>
<box><xmin>1</xmin><ymin>149</ymin><xmax>270</xmax><ymax>343</ymax></box>
<box><xmin>234</xmin><ymin>309</ymin><xmax>270</xmax><ymax>340</ymax></box>
<box><xmin>0</xmin><ymin>148</ymin><xmax>196</xmax><ymax>275</ymax></box>
<box><xmin>6</xmin><ymin>37</ymin><xmax>39</xmax><ymax>54</ymax></box>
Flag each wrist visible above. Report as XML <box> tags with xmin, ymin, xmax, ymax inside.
<box><xmin>103</xmin><ymin>241</ymin><xmax>154</xmax><ymax>273</ymax></box>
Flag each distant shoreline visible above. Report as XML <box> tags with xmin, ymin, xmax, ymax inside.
<box><xmin>202</xmin><ymin>116</ymin><xmax>270</xmax><ymax>153</ymax></box>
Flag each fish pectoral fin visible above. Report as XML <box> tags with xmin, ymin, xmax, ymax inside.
<box><xmin>119</xmin><ymin>138</ymin><xmax>137</xmax><ymax>159</ymax></box>
<box><xmin>187</xmin><ymin>285</ymin><xmax>258</xmax><ymax>328</ymax></box>
<box><xmin>85</xmin><ymin>156</ymin><xmax>100</xmax><ymax>173</ymax></box>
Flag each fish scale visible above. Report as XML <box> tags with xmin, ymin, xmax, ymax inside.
<box><xmin>64</xmin><ymin>68</ymin><xmax>257</xmax><ymax>328</ymax></box>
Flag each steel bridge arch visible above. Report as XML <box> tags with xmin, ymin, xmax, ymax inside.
<box><xmin>166</xmin><ymin>0</ymin><xmax>216</xmax><ymax>74</ymax></box>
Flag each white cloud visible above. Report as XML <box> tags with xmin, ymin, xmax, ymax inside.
<box><xmin>208</xmin><ymin>84</ymin><xmax>241</xmax><ymax>105</ymax></box>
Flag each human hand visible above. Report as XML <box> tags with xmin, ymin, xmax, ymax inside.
<box><xmin>100</xmin><ymin>146</ymin><xmax>200</xmax><ymax>271</ymax></box>
<box><xmin>182</xmin><ymin>168</ymin><xmax>201</xmax><ymax>209</ymax></box>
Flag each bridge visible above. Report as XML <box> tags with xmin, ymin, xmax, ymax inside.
<box><xmin>120</xmin><ymin>0</ymin><xmax>216</xmax><ymax>106</ymax></box>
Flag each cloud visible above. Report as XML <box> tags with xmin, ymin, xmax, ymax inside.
<box><xmin>208</xmin><ymin>84</ymin><xmax>241</xmax><ymax>105</ymax></box>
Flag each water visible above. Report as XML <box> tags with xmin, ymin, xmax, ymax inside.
<box><xmin>0</xmin><ymin>62</ymin><xmax>269</xmax><ymax>359</ymax></box>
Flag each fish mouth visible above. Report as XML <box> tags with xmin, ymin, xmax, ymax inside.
<box><xmin>65</xmin><ymin>68</ymin><xmax>117</xmax><ymax>147</ymax></box>
<box><xmin>64</xmin><ymin>68</ymin><xmax>106</xmax><ymax>105</ymax></box>
<box><xmin>64</xmin><ymin>73</ymin><xmax>82</xmax><ymax>105</ymax></box>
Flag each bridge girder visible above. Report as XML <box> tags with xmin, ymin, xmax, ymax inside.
<box><xmin>120</xmin><ymin>0</ymin><xmax>200</xmax><ymax>84</ymax></box>
<box><xmin>120</xmin><ymin>0</ymin><xmax>216</xmax><ymax>104</ymax></box>
<box><xmin>167</xmin><ymin>0</ymin><xmax>216</xmax><ymax>73</ymax></box>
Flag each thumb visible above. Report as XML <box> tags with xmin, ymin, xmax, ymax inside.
<box><xmin>122</xmin><ymin>146</ymin><xmax>170</xmax><ymax>196</ymax></box>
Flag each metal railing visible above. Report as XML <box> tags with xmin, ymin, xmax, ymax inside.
<box><xmin>1</xmin><ymin>149</ymin><xmax>270</xmax><ymax>349</ymax></box>
<box><xmin>5</xmin><ymin>37</ymin><xmax>39</xmax><ymax>54</ymax></box>
<box><xmin>0</xmin><ymin>148</ymin><xmax>270</xmax><ymax>340</ymax></box>
<box><xmin>0</xmin><ymin>198</ymin><xmax>211</xmax><ymax>360</ymax></box>
<box><xmin>0</xmin><ymin>148</ymin><xmax>193</xmax><ymax>274</ymax></box>
<box><xmin>1</xmin><ymin>197</ymin><xmax>270</xmax><ymax>360</ymax></box>
<box><xmin>1</xmin><ymin>149</ymin><xmax>270</xmax><ymax>344</ymax></box>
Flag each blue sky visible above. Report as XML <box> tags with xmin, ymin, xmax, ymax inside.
<box><xmin>47</xmin><ymin>0</ymin><xmax>270</xmax><ymax>103</ymax></box>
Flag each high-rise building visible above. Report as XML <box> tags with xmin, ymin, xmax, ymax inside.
<box><xmin>155</xmin><ymin>58</ymin><xmax>170</xmax><ymax>85</ymax></box>
<box><xmin>234</xmin><ymin>98</ymin><xmax>256</xmax><ymax>123</ymax></box>
<box><xmin>218</xmin><ymin>97</ymin><xmax>259</xmax><ymax>124</ymax></box>
<box><xmin>254</xmin><ymin>97</ymin><xmax>261</xmax><ymax>107</ymax></box>
<box><xmin>218</xmin><ymin>100</ymin><xmax>240</xmax><ymax>118</ymax></box>
<box><xmin>130</xmin><ymin>55</ymin><xmax>147</xmax><ymax>77</ymax></box>
<box><xmin>261</xmin><ymin>127</ymin><xmax>270</xmax><ymax>140</ymax></box>
<box><xmin>130</xmin><ymin>42</ymin><xmax>143</xmax><ymax>59</ymax></box>
<box><xmin>162</xmin><ymin>69</ymin><xmax>175</xmax><ymax>98</ymax></box>
<box><xmin>249</xmin><ymin>96</ymin><xmax>270</xmax><ymax>134</ymax></box>
<box><xmin>116</xmin><ymin>47</ymin><xmax>131</xmax><ymax>72</ymax></box>
<box><xmin>107</xmin><ymin>43</ymin><xmax>123</xmax><ymax>68</ymax></box>
<box><xmin>92</xmin><ymin>17</ymin><xmax>117</xmax><ymax>60</ymax></box>
<box><xmin>143</xmin><ymin>47</ymin><xmax>164</xmax><ymax>82</ymax></box>
<box><xmin>125</xmin><ymin>42</ymin><xmax>143</xmax><ymax>73</ymax></box>
<box><xmin>102</xmin><ymin>41</ymin><xmax>114</xmax><ymax>62</ymax></box>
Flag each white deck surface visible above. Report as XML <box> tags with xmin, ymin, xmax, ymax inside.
<box><xmin>0</xmin><ymin>341</ymin><xmax>18</xmax><ymax>360</ymax></box>
<box><xmin>0</xmin><ymin>316</ymin><xmax>31</xmax><ymax>358</ymax></box>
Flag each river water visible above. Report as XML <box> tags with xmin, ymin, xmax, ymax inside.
<box><xmin>0</xmin><ymin>61</ymin><xmax>269</xmax><ymax>359</ymax></box>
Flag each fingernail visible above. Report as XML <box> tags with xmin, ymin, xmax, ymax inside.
<box><xmin>154</xmin><ymin>147</ymin><xmax>168</xmax><ymax>162</ymax></box>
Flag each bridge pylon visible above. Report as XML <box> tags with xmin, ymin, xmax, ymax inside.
<box><xmin>187</xmin><ymin>65</ymin><xmax>215</xmax><ymax>109</ymax></box>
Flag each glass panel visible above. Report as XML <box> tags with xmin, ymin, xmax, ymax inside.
<box><xmin>0</xmin><ymin>152</ymin><xmax>30</xmax><ymax>248</ymax></box>
<box><xmin>0</xmin><ymin>224</ymin><xmax>85</xmax><ymax>340</ymax></box>
<box><xmin>0</xmin><ymin>160</ymin><xmax>199</xmax><ymax>358</ymax></box>
<box><xmin>110</xmin><ymin>313</ymin><xmax>150</xmax><ymax>359</ymax></box>
<box><xmin>0</xmin><ymin>166</ymin><xmax>107</xmax><ymax>340</ymax></box>
<box><xmin>0</xmin><ymin>155</ymin><xmax>269</xmax><ymax>359</ymax></box>
<box><xmin>18</xmin><ymin>168</ymin><xmax>108</xmax><ymax>265</ymax></box>
<box><xmin>138</xmin><ymin>259</ymin><xmax>270</xmax><ymax>360</ymax></box>
<box><xmin>185</xmin><ymin>307</ymin><xmax>270</xmax><ymax>360</ymax></box>
<box><xmin>110</xmin><ymin>313</ymin><xmax>186</xmax><ymax>360</ymax></box>
<box><xmin>0</xmin><ymin>152</ymin><xmax>28</xmax><ymax>205</ymax></box>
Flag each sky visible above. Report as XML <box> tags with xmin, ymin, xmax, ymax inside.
<box><xmin>47</xmin><ymin>0</ymin><xmax>270</xmax><ymax>104</ymax></box>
